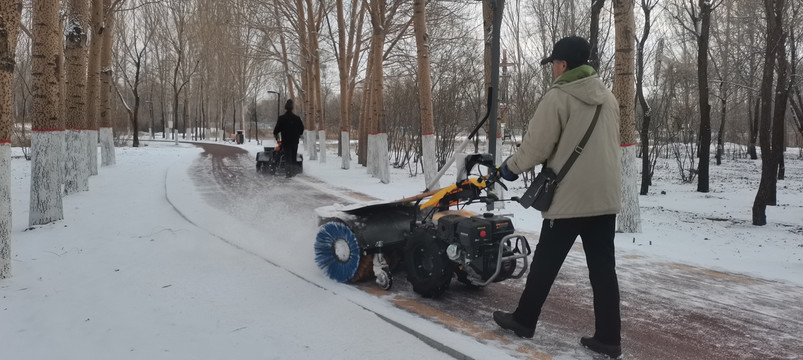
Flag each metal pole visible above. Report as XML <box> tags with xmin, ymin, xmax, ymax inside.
<box><xmin>268</xmin><ymin>91</ymin><xmax>280</xmax><ymax>143</ymax></box>
<box><xmin>254</xmin><ymin>95</ymin><xmax>259</xmax><ymax>144</ymax></box>
<box><xmin>487</xmin><ymin>0</ymin><xmax>504</xmax><ymax>211</ymax></box>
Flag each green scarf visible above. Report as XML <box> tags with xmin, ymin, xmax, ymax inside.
<box><xmin>554</xmin><ymin>65</ymin><xmax>596</xmax><ymax>85</ymax></box>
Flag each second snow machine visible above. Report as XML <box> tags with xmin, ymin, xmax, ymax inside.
<box><xmin>314</xmin><ymin>153</ymin><xmax>531</xmax><ymax>298</ymax></box>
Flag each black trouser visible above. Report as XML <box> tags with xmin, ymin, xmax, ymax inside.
<box><xmin>284</xmin><ymin>141</ymin><xmax>299</xmax><ymax>174</ymax></box>
<box><xmin>513</xmin><ymin>214</ymin><xmax>621</xmax><ymax>345</ymax></box>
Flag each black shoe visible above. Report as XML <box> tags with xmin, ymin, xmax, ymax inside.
<box><xmin>580</xmin><ymin>336</ymin><xmax>621</xmax><ymax>358</ymax></box>
<box><xmin>493</xmin><ymin>311</ymin><xmax>534</xmax><ymax>338</ymax></box>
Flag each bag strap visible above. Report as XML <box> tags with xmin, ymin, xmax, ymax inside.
<box><xmin>555</xmin><ymin>104</ymin><xmax>603</xmax><ymax>183</ymax></box>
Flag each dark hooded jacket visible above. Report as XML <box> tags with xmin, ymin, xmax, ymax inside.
<box><xmin>273</xmin><ymin>111</ymin><xmax>304</xmax><ymax>144</ymax></box>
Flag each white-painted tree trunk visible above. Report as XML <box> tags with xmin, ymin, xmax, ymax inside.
<box><xmin>0</xmin><ymin>144</ymin><xmax>10</xmax><ymax>278</ymax></box>
<box><xmin>64</xmin><ymin>130</ymin><xmax>89</xmax><ymax>194</ymax></box>
<box><xmin>376</xmin><ymin>132</ymin><xmax>390</xmax><ymax>184</ymax></box>
<box><xmin>29</xmin><ymin>131</ymin><xmax>64</xmax><ymax>225</ymax></box>
<box><xmin>100</xmin><ymin>127</ymin><xmax>115</xmax><ymax>166</ymax></box>
<box><xmin>422</xmin><ymin>134</ymin><xmax>439</xmax><ymax>189</ymax></box>
<box><xmin>367</xmin><ymin>133</ymin><xmax>376</xmax><ymax>175</ymax></box>
<box><xmin>617</xmin><ymin>145</ymin><xmax>642</xmax><ymax>232</ymax></box>
<box><xmin>305</xmin><ymin>131</ymin><xmax>316</xmax><ymax>161</ymax></box>
<box><xmin>318</xmin><ymin>130</ymin><xmax>326</xmax><ymax>163</ymax></box>
<box><xmin>86</xmin><ymin>130</ymin><xmax>98</xmax><ymax>175</ymax></box>
<box><xmin>340</xmin><ymin>131</ymin><xmax>350</xmax><ymax>169</ymax></box>
<box><xmin>59</xmin><ymin>131</ymin><xmax>66</xmax><ymax>184</ymax></box>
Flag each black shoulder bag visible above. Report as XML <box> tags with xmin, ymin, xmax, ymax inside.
<box><xmin>518</xmin><ymin>104</ymin><xmax>603</xmax><ymax>211</ymax></box>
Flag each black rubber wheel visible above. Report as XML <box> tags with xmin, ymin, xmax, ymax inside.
<box><xmin>404</xmin><ymin>227</ymin><xmax>453</xmax><ymax>298</ymax></box>
<box><xmin>375</xmin><ymin>268</ymin><xmax>392</xmax><ymax>290</ymax></box>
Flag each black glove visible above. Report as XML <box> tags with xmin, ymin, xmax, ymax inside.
<box><xmin>498</xmin><ymin>162</ymin><xmax>519</xmax><ymax>181</ymax></box>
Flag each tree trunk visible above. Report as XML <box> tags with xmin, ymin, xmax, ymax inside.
<box><xmin>30</xmin><ymin>0</ymin><xmax>65</xmax><ymax>226</ymax></box>
<box><xmin>366</xmin><ymin>0</ymin><xmax>389</xmax><ymax>183</ymax></box>
<box><xmin>590</xmin><ymin>0</ymin><xmax>606</xmax><ymax>70</ymax></box>
<box><xmin>753</xmin><ymin>0</ymin><xmax>786</xmax><ymax>225</ymax></box>
<box><xmin>335</xmin><ymin>0</ymin><xmax>350</xmax><ymax>169</ymax></box>
<box><xmin>769</xmin><ymin>28</ymin><xmax>790</xmax><ymax>197</ymax></box>
<box><xmin>715</xmin><ymin>2</ymin><xmax>733</xmax><ymax>166</ymax></box>
<box><xmin>304</xmin><ymin>0</ymin><xmax>325</xmax><ymax>163</ymax></box>
<box><xmin>63</xmin><ymin>0</ymin><xmax>91</xmax><ymax>194</ymax></box>
<box><xmin>85</xmin><ymin>0</ymin><xmax>103</xmax><ymax>176</ymax></box>
<box><xmin>295</xmin><ymin>0</ymin><xmax>314</xmax><ymax>160</ymax></box>
<box><xmin>696</xmin><ymin>0</ymin><xmax>712</xmax><ymax>193</ymax></box>
<box><xmin>748</xmin><ymin>98</ymin><xmax>759</xmax><ymax>159</ymax></box>
<box><xmin>413</xmin><ymin>0</ymin><xmax>438</xmax><ymax>189</ymax></box>
<box><xmin>347</xmin><ymin>4</ymin><xmax>366</xmax><ymax>167</ymax></box>
<box><xmin>716</xmin><ymin>82</ymin><xmax>726</xmax><ymax>166</ymax></box>
<box><xmin>613</xmin><ymin>0</ymin><xmax>641</xmax><ymax>232</ymax></box>
<box><xmin>99</xmin><ymin>0</ymin><xmax>115</xmax><ymax>165</ymax></box>
<box><xmin>0</xmin><ymin>0</ymin><xmax>23</xmax><ymax>278</ymax></box>
<box><xmin>358</xmin><ymin>38</ymin><xmax>374</xmax><ymax>167</ymax></box>
<box><xmin>637</xmin><ymin>0</ymin><xmax>653</xmax><ymax>196</ymax></box>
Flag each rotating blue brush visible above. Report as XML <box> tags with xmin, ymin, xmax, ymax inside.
<box><xmin>314</xmin><ymin>222</ymin><xmax>360</xmax><ymax>282</ymax></box>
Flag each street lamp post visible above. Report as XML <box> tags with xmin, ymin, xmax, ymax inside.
<box><xmin>267</xmin><ymin>90</ymin><xmax>280</xmax><ymax>142</ymax></box>
<box><xmin>252</xmin><ymin>94</ymin><xmax>259</xmax><ymax>144</ymax></box>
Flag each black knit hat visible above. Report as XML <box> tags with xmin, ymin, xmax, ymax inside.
<box><xmin>285</xmin><ymin>99</ymin><xmax>294</xmax><ymax>111</ymax></box>
<box><xmin>540</xmin><ymin>36</ymin><xmax>591</xmax><ymax>69</ymax></box>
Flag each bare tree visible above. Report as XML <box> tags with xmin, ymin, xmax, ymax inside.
<box><xmin>689</xmin><ymin>0</ymin><xmax>721</xmax><ymax>192</ymax></box>
<box><xmin>710</xmin><ymin>0</ymin><xmax>734</xmax><ymax>166</ymax></box>
<box><xmin>115</xmin><ymin>0</ymin><xmax>154</xmax><ymax>147</ymax></box>
<box><xmin>637</xmin><ymin>0</ymin><xmax>658</xmax><ymax>195</ymax></box>
<box><xmin>163</xmin><ymin>0</ymin><xmax>199</xmax><ymax>141</ymax></box>
<box><xmin>0</xmin><ymin>0</ymin><xmax>23</xmax><ymax>278</ymax></box>
<box><xmin>332</xmin><ymin>0</ymin><xmax>365</xmax><ymax>170</ymax></box>
<box><xmin>789</xmin><ymin>4</ymin><xmax>803</xmax><ymax>144</ymax></box>
<box><xmin>29</xmin><ymin>0</ymin><xmax>65</xmax><ymax>226</ymax></box>
<box><xmin>753</xmin><ymin>0</ymin><xmax>789</xmax><ymax>225</ymax></box>
<box><xmin>362</xmin><ymin>0</ymin><xmax>406</xmax><ymax>183</ymax></box>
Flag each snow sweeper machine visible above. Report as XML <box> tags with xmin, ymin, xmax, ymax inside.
<box><xmin>313</xmin><ymin>151</ymin><xmax>532</xmax><ymax>298</ymax></box>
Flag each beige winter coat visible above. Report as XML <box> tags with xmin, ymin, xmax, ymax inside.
<box><xmin>507</xmin><ymin>70</ymin><xmax>622</xmax><ymax>219</ymax></box>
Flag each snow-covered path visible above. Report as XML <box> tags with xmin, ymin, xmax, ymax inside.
<box><xmin>188</xmin><ymin>142</ymin><xmax>803</xmax><ymax>359</ymax></box>
<box><xmin>1</xmin><ymin>142</ymin><xmax>509</xmax><ymax>360</ymax></box>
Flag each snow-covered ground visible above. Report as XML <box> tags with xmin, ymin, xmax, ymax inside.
<box><xmin>1</xmin><ymin>142</ymin><xmax>511</xmax><ymax>360</ymax></box>
<box><xmin>1</xmin><ymin>137</ymin><xmax>801</xmax><ymax>360</ymax></box>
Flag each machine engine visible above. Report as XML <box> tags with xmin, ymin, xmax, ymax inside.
<box><xmin>438</xmin><ymin>213</ymin><xmax>520</xmax><ymax>284</ymax></box>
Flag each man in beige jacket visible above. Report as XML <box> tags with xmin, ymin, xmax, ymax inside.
<box><xmin>493</xmin><ymin>36</ymin><xmax>623</xmax><ymax>359</ymax></box>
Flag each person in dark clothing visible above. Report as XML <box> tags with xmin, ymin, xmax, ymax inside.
<box><xmin>273</xmin><ymin>99</ymin><xmax>305</xmax><ymax>176</ymax></box>
<box><xmin>493</xmin><ymin>36</ymin><xmax>623</xmax><ymax>359</ymax></box>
